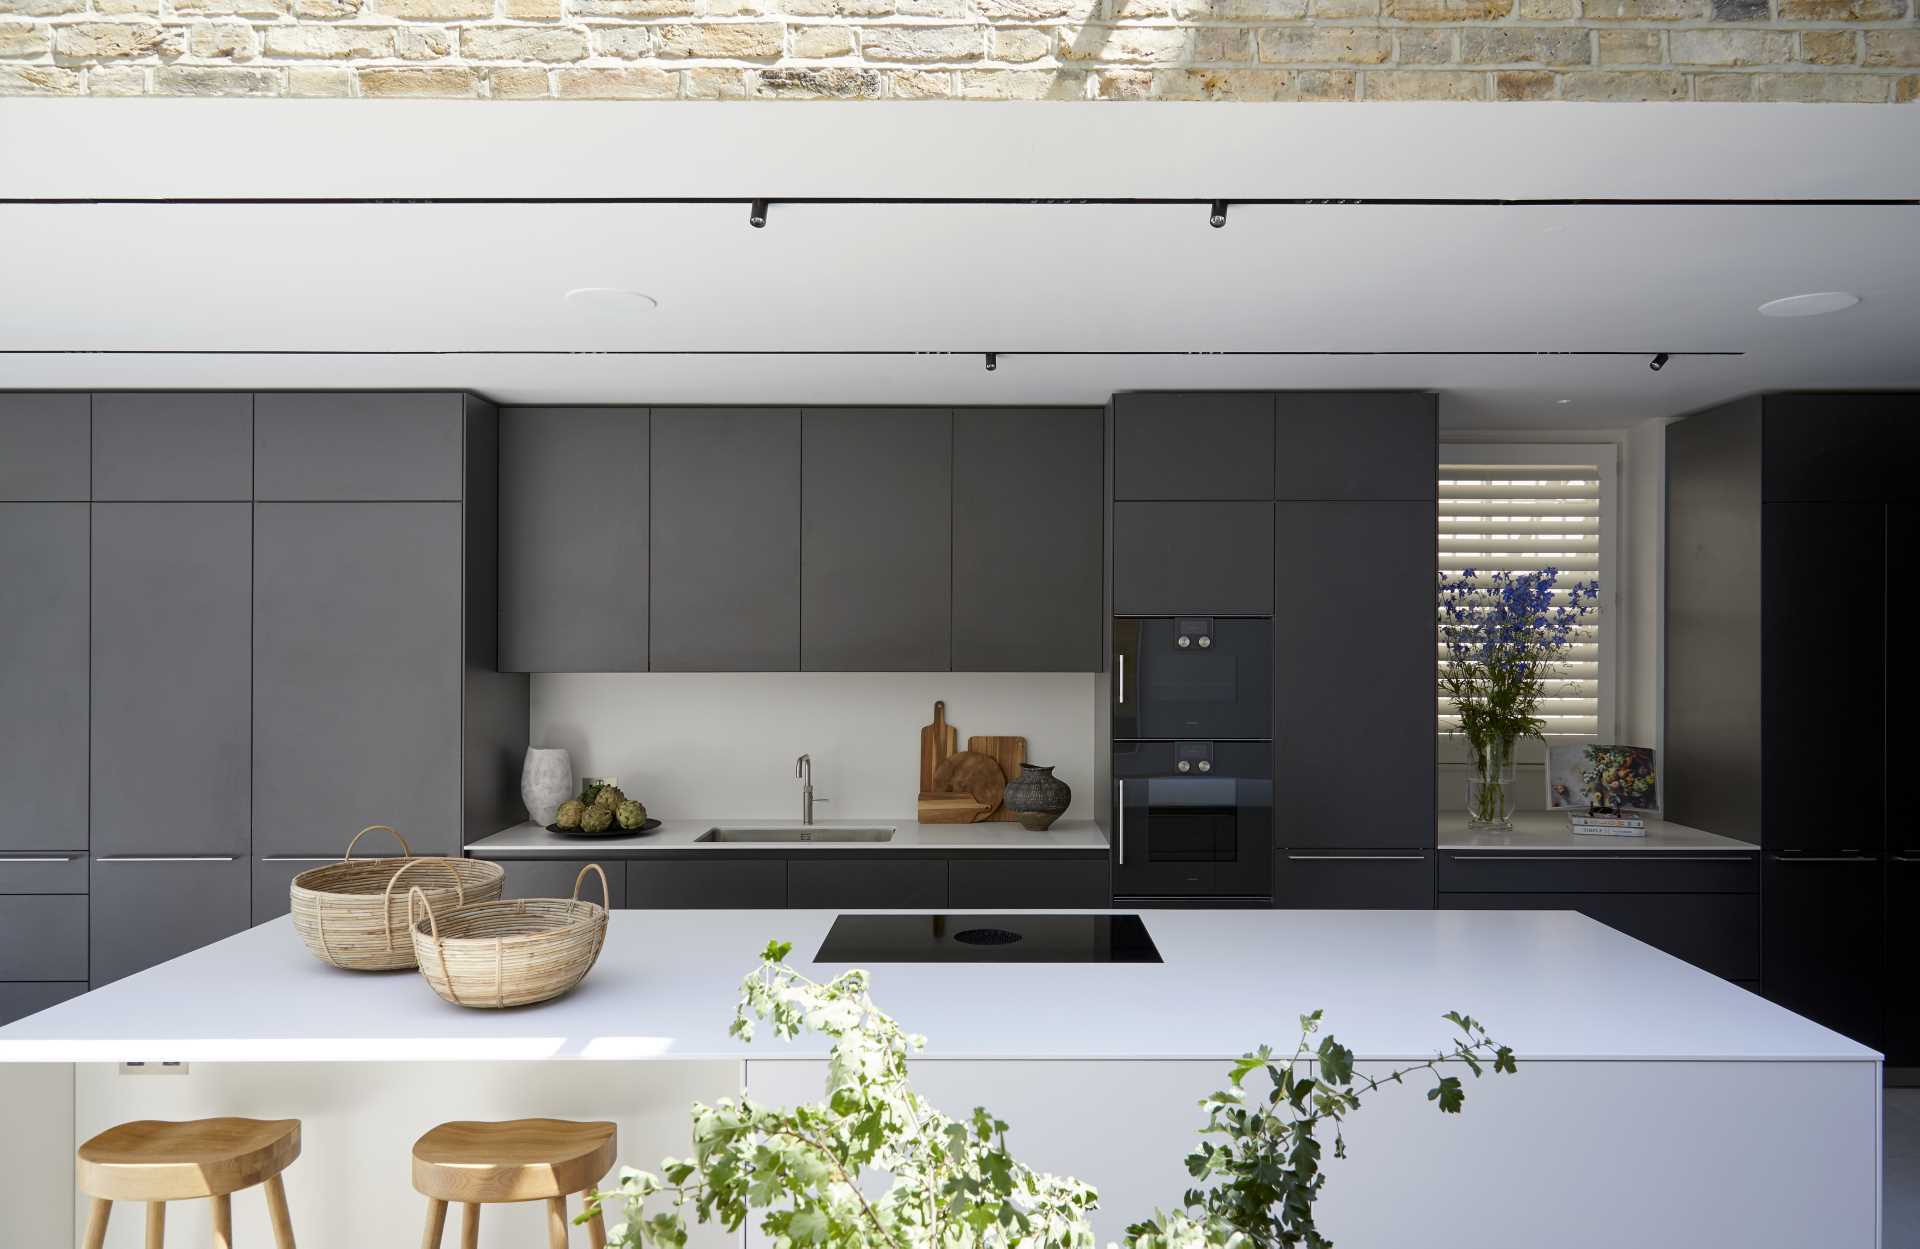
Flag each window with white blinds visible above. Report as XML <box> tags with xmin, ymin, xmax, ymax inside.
<box><xmin>1437</xmin><ymin>445</ymin><xmax>1617</xmax><ymax>741</ymax></box>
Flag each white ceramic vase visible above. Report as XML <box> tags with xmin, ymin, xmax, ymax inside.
<box><xmin>521</xmin><ymin>748</ymin><xmax>574</xmax><ymax>826</ymax></box>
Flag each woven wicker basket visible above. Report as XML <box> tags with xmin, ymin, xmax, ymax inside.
<box><xmin>289</xmin><ymin>826</ymin><xmax>506</xmax><ymax>972</ymax></box>
<box><xmin>407</xmin><ymin>863</ymin><xmax>610</xmax><ymax>1009</ymax></box>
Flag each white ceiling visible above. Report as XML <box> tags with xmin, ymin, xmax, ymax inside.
<box><xmin>2</xmin><ymin>102</ymin><xmax>1915</xmax><ymax>428</ymax></box>
<box><xmin>2</xmin><ymin>199</ymin><xmax>1914</xmax><ymax>426</ymax></box>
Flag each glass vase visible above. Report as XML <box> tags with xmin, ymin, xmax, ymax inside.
<box><xmin>1466</xmin><ymin>737</ymin><xmax>1518</xmax><ymax>831</ymax></box>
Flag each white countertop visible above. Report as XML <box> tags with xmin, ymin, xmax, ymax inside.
<box><xmin>469</xmin><ymin>818</ymin><xmax>1110</xmax><ymax>857</ymax></box>
<box><xmin>1438</xmin><ymin>811</ymin><xmax>1759</xmax><ymax>853</ymax></box>
<box><xmin>0</xmin><ymin>909</ymin><xmax>1872</xmax><ymax>1066</ymax></box>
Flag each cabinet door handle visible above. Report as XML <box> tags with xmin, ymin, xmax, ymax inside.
<box><xmin>97</xmin><ymin>856</ymin><xmax>240</xmax><ymax>863</ymax></box>
<box><xmin>0</xmin><ymin>856</ymin><xmax>78</xmax><ymax>863</ymax></box>
<box><xmin>1766</xmin><ymin>854</ymin><xmax>1877</xmax><ymax>864</ymax></box>
<box><xmin>1116</xmin><ymin>780</ymin><xmax>1124</xmax><ymax>866</ymax></box>
<box><xmin>1117</xmin><ymin>654</ymin><xmax>1125</xmax><ymax>705</ymax></box>
<box><xmin>261</xmin><ymin>856</ymin><xmax>345</xmax><ymax>863</ymax></box>
<box><xmin>1893</xmin><ymin>855</ymin><xmax>1920</xmax><ymax>864</ymax></box>
<box><xmin>1450</xmin><ymin>854</ymin><xmax>1752</xmax><ymax>863</ymax></box>
<box><xmin>1287</xmin><ymin>854</ymin><xmax>1425</xmax><ymax>862</ymax></box>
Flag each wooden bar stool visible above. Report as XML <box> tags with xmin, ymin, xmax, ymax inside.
<box><xmin>412</xmin><ymin>1119</ymin><xmax>617</xmax><ymax>1249</ymax></box>
<box><xmin>77</xmin><ymin>1117</ymin><xmax>301</xmax><ymax>1249</ymax></box>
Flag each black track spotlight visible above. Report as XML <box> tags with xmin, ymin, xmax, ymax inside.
<box><xmin>984</xmin><ymin>352</ymin><xmax>998</xmax><ymax>373</ymax></box>
<box><xmin>1209</xmin><ymin>200</ymin><xmax>1229</xmax><ymax>228</ymax></box>
<box><xmin>749</xmin><ymin>199</ymin><xmax>769</xmax><ymax>229</ymax></box>
<box><xmin>1649</xmin><ymin>352</ymin><xmax>1670</xmax><ymax>372</ymax></box>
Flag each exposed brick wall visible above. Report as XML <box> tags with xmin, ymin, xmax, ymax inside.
<box><xmin>1</xmin><ymin>0</ymin><xmax>1915</xmax><ymax>97</ymax></box>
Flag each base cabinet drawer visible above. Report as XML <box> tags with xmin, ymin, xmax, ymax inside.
<box><xmin>1277</xmin><ymin>852</ymin><xmax>1433</xmax><ymax>908</ymax></box>
<box><xmin>0</xmin><ymin>854</ymin><xmax>87</xmax><ymax>894</ymax></box>
<box><xmin>1442</xmin><ymin>891</ymin><xmax>1760</xmax><ymax>982</ymax></box>
<box><xmin>788</xmin><ymin>860</ymin><xmax>946</xmax><ymax>910</ymax></box>
<box><xmin>0</xmin><ymin>981</ymin><xmax>86</xmax><ymax>1026</ymax></box>
<box><xmin>948</xmin><ymin>859</ymin><xmax>1111</xmax><ymax>909</ymax></box>
<box><xmin>1436</xmin><ymin>853</ymin><xmax>1759</xmax><ymax>894</ymax></box>
<box><xmin>626</xmin><ymin>860</ymin><xmax>787</xmax><ymax>909</ymax></box>
<box><xmin>498</xmin><ymin>859</ymin><xmax>628</xmax><ymax>908</ymax></box>
<box><xmin>0</xmin><ymin>895</ymin><xmax>88</xmax><ymax>980</ymax></box>
<box><xmin>90</xmin><ymin>858</ymin><xmax>251</xmax><ymax>987</ymax></box>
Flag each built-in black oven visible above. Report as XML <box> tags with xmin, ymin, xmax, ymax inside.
<box><xmin>1113</xmin><ymin>740</ymin><xmax>1273</xmax><ymax>901</ymax></box>
<box><xmin>1113</xmin><ymin>617</ymin><xmax>1271</xmax><ymax>742</ymax></box>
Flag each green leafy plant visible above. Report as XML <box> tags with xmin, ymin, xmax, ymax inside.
<box><xmin>583</xmin><ymin>942</ymin><xmax>1515</xmax><ymax>1249</ymax></box>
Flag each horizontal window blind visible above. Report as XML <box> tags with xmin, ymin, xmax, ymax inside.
<box><xmin>1438</xmin><ymin>460</ymin><xmax>1605</xmax><ymax>739</ymax></box>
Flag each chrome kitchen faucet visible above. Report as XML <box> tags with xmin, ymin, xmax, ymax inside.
<box><xmin>795</xmin><ymin>754</ymin><xmax>828</xmax><ymax>825</ymax></box>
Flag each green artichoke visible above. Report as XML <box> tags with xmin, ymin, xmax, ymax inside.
<box><xmin>580</xmin><ymin>804</ymin><xmax>614</xmax><ymax>834</ymax></box>
<box><xmin>615</xmin><ymin>799</ymin><xmax>647</xmax><ymax>830</ymax></box>
<box><xmin>554</xmin><ymin>799</ymin><xmax>587</xmax><ymax>830</ymax></box>
<box><xmin>593</xmin><ymin>784</ymin><xmax>626</xmax><ymax>811</ymax></box>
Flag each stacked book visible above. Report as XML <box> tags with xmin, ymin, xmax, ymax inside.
<box><xmin>1568</xmin><ymin>812</ymin><xmax>1648</xmax><ymax>837</ymax></box>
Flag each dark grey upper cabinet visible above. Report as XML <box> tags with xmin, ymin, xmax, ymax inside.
<box><xmin>1273</xmin><ymin>502</ymin><xmax>1434</xmax><ymax>847</ymax></box>
<box><xmin>651</xmin><ymin>409</ymin><xmax>800</xmax><ymax>671</ymax></box>
<box><xmin>1274</xmin><ymin>393</ymin><xmax>1436</xmax><ymax>501</ymax></box>
<box><xmin>92</xmin><ymin>393</ymin><xmax>252</xmax><ymax>501</ymax></box>
<box><xmin>254</xmin><ymin>503</ymin><xmax>464</xmax><ymax>856</ymax></box>
<box><xmin>1113</xmin><ymin>393</ymin><xmax>1273</xmax><ymax>501</ymax></box>
<box><xmin>0</xmin><ymin>393</ymin><xmax>89</xmax><ymax>500</ymax></box>
<box><xmin>498</xmin><ymin>407</ymin><xmax>650</xmax><ymax>673</ymax></box>
<box><xmin>1762</xmin><ymin>393</ymin><xmax>1920</xmax><ymax>503</ymax></box>
<box><xmin>1113</xmin><ymin>501</ymin><xmax>1274</xmax><ymax>617</ymax></box>
<box><xmin>0</xmin><ymin>504</ymin><xmax>89</xmax><ymax>851</ymax></box>
<box><xmin>802</xmin><ymin>409</ymin><xmax>952</xmax><ymax>671</ymax></box>
<box><xmin>254</xmin><ymin>393</ymin><xmax>464</xmax><ymax>501</ymax></box>
<box><xmin>90</xmin><ymin>856</ymin><xmax>251</xmax><ymax>987</ymax></box>
<box><xmin>91</xmin><ymin>504</ymin><xmax>252</xmax><ymax>857</ymax></box>
<box><xmin>952</xmin><ymin>408</ymin><xmax>1103</xmax><ymax>671</ymax></box>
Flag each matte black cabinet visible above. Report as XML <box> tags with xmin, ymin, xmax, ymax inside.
<box><xmin>651</xmin><ymin>408</ymin><xmax>800</xmax><ymax>671</ymax></box>
<box><xmin>1114</xmin><ymin>393</ymin><xmax>1274</xmax><ymax>501</ymax></box>
<box><xmin>952</xmin><ymin>408</ymin><xmax>1104</xmax><ymax>671</ymax></box>
<box><xmin>788</xmin><ymin>859</ymin><xmax>947</xmax><ymax>909</ymax></box>
<box><xmin>92</xmin><ymin>393</ymin><xmax>252</xmax><ymax>501</ymax></box>
<box><xmin>254</xmin><ymin>393</ymin><xmax>465</xmax><ymax>502</ymax></box>
<box><xmin>626</xmin><ymin>859</ymin><xmax>788</xmax><ymax>909</ymax></box>
<box><xmin>0</xmin><ymin>503</ymin><xmax>90</xmax><ymax>851</ymax></box>
<box><xmin>948</xmin><ymin>858</ymin><xmax>1111</xmax><ymax>908</ymax></box>
<box><xmin>802</xmin><ymin>409</ymin><xmax>952</xmax><ymax>671</ymax></box>
<box><xmin>498</xmin><ymin>407</ymin><xmax>650</xmax><ymax>673</ymax></box>
<box><xmin>1277</xmin><ymin>852</ymin><xmax>1433</xmax><ymax>909</ymax></box>
<box><xmin>90</xmin><ymin>857</ymin><xmax>251</xmax><ymax>987</ymax></box>
<box><xmin>1273</xmin><ymin>501</ymin><xmax>1434</xmax><ymax>848</ymax></box>
<box><xmin>1889</xmin><ymin>851</ymin><xmax>1920</xmax><ymax>1067</ymax></box>
<box><xmin>0</xmin><ymin>393</ymin><xmax>89</xmax><ymax>500</ymax></box>
<box><xmin>90</xmin><ymin>504</ymin><xmax>252</xmax><ymax>857</ymax></box>
<box><xmin>0</xmin><ymin>895</ymin><xmax>88</xmax><ymax>981</ymax></box>
<box><xmin>254</xmin><ymin>503</ymin><xmax>464</xmax><ymax>856</ymax></box>
<box><xmin>498</xmin><ymin>858</ymin><xmax>629</xmax><ymax>908</ymax></box>
<box><xmin>1762</xmin><ymin>852</ymin><xmax>1884</xmax><ymax>1047</ymax></box>
<box><xmin>1273</xmin><ymin>393</ymin><xmax>1436</xmax><ymax>501</ymax></box>
<box><xmin>1113</xmin><ymin>501</ymin><xmax>1274</xmax><ymax>617</ymax></box>
<box><xmin>1761</xmin><ymin>393</ymin><xmax>1920</xmax><ymax>504</ymax></box>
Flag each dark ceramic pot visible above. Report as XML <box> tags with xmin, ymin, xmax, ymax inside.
<box><xmin>1003</xmin><ymin>763</ymin><xmax>1071</xmax><ymax>831</ymax></box>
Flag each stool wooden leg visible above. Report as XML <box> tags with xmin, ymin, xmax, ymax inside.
<box><xmin>419</xmin><ymin>1197</ymin><xmax>449</xmax><ymax>1249</ymax></box>
<box><xmin>546</xmin><ymin>1196</ymin><xmax>570</xmax><ymax>1249</ymax></box>
<box><xmin>211</xmin><ymin>1193</ymin><xmax>232</xmax><ymax>1249</ymax></box>
<box><xmin>82</xmin><ymin>1198</ymin><xmax>113</xmax><ymax>1249</ymax></box>
<box><xmin>459</xmin><ymin>1202</ymin><xmax>480</xmax><ymax>1249</ymax></box>
<box><xmin>145</xmin><ymin>1201</ymin><xmax>166</xmax><ymax>1249</ymax></box>
<box><xmin>264</xmin><ymin>1173</ymin><xmax>297</xmax><ymax>1249</ymax></box>
<box><xmin>580</xmin><ymin>1193</ymin><xmax>606</xmax><ymax>1249</ymax></box>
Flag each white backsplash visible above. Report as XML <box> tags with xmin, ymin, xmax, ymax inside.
<box><xmin>529</xmin><ymin>672</ymin><xmax>1101</xmax><ymax>822</ymax></box>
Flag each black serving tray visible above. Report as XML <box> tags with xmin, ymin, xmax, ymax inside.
<box><xmin>547</xmin><ymin>817</ymin><xmax>662</xmax><ymax>839</ymax></box>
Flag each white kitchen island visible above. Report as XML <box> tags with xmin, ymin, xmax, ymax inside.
<box><xmin>0</xmin><ymin>908</ymin><xmax>1882</xmax><ymax>1248</ymax></box>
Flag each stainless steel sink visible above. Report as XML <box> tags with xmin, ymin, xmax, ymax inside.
<box><xmin>697</xmin><ymin>827</ymin><xmax>896</xmax><ymax>843</ymax></box>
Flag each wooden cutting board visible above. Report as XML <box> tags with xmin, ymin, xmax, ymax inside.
<box><xmin>967</xmin><ymin>735</ymin><xmax>1027</xmax><ymax>822</ymax></box>
<box><xmin>919</xmin><ymin>700</ymin><xmax>957</xmax><ymax>794</ymax></box>
<box><xmin>917</xmin><ymin>792</ymin><xmax>993</xmax><ymax>824</ymax></box>
<box><xmin>932</xmin><ymin>750</ymin><xmax>1005</xmax><ymax>823</ymax></box>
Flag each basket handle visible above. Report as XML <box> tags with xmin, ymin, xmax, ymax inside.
<box><xmin>407</xmin><ymin>884</ymin><xmax>440</xmax><ymax>941</ymax></box>
<box><xmin>344</xmin><ymin>824</ymin><xmax>410</xmax><ymax>861</ymax></box>
<box><xmin>382</xmin><ymin>859</ymin><xmax>465</xmax><ymax>951</ymax></box>
<box><xmin>572</xmin><ymin>863</ymin><xmax>611</xmax><ymax>910</ymax></box>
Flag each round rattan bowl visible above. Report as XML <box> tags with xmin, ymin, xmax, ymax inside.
<box><xmin>407</xmin><ymin>863</ymin><xmax>611</xmax><ymax>1009</ymax></box>
<box><xmin>290</xmin><ymin>826</ymin><xmax>506</xmax><ymax>972</ymax></box>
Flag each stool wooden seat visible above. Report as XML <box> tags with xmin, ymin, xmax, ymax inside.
<box><xmin>412</xmin><ymin>1119</ymin><xmax>617</xmax><ymax>1249</ymax></box>
<box><xmin>76</xmin><ymin>1117</ymin><xmax>300</xmax><ymax>1249</ymax></box>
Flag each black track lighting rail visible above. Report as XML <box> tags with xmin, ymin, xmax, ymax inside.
<box><xmin>3</xmin><ymin>195</ymin><xmax>1914</xmax><ymax>208</ymax></box>
<box><xmin>2</xmin><ymin>349</ymin><xmax>1736</xmax><ymax>359</ymax></box>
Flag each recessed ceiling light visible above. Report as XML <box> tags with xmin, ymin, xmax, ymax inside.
<box><xmin>1757</xmin><ymin>292</ymin><xmax>1859</xmax><ymax>318</ymax></box>
<box><xmin>1555</xmin><ymin>399</ymin><xmax>1573</xmax><ymax>405</ymax></box>
<box><xmin>564</xmin><ymin>287</ymin><xmax>660</xmax><ymax>310</ymax></box>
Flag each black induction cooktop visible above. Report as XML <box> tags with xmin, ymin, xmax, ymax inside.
<box><xmin>815</xmin><ymin>914</ymin><xmax>1161</xmax><ymax>963</ymax></box>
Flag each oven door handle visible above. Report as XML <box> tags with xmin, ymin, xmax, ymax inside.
<box><xmin>1116</xmin><ymin>779</ymin><xmax>1124</xmax><ymax>866</ymax></box>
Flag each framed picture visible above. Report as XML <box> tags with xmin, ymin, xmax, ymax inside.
<box><xmin>1546</xmin><ymin>744</ymin><xmax>1659</xmax><ymax>812</ymax></box>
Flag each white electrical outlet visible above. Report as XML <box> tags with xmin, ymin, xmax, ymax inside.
<box><xmin>118</xmin><ymin>1061</ymin><xmax>190</xmax><ymax>1076</ymax></box>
